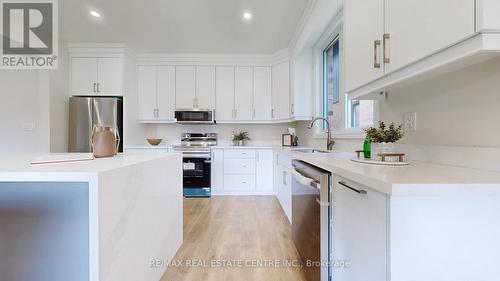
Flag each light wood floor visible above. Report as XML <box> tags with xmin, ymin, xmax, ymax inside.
<box><xmin>161</xmin><ymin>196</ymin><xmax>307</xmax><ymax>281</ymax></box>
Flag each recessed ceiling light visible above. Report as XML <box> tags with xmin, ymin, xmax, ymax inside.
<box><xmin>243</xmin><ymin>12</ymin><xmax>252</xmax><ymax>20</ymax></box>
<box><xmin>90</xmin><ymin>10</ymin><xmax>101</xmax><ymax>18</ymax></box>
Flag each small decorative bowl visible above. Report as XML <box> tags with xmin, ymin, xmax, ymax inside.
<box><xmin>147</xmin><ymin>138</ymin><xmax>163</xmax><ymax>146</ymax></box>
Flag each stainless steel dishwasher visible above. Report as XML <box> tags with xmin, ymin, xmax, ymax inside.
<box><xmin>291</xmin><ymin>160</ymin><xmax>331</xmax><ymax>281</ymax></box>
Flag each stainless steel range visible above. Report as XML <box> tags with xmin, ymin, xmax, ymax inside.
<box><xmin>171</xmin><ymin>133</ymin><xmax>217</xmax><ymax>197</ymax></box>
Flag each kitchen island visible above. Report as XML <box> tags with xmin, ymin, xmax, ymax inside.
<box><xmin>0</xmin><ymin>153</ymin><xmax>182</xmax><ymax>281</ymax></box>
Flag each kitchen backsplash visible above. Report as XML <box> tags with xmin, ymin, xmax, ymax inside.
<box><xmin>130</xmin><ymin>123</ymin><xmax>296</xmax><ymax>147</ymax></box>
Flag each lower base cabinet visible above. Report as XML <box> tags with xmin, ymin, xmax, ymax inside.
<box><xmin>274</xmin><ymin>152</ymin><xmax>292</xmax><ymax>224</ymax></box>
<box><xmin>332</xmin><ymin>175</ymin><xmax>388</xmax><ymax>281</ymax></box>
<box><xmin>211</xmin><ymin>148</ymin><xmax>274</xmax><ymax>195</ymax></box>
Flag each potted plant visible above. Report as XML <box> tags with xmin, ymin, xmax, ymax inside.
<box><xmin>232</xmin><ymin>131</ymin><xmax>250</xmax><ymax>146</ymax></box>
<box><xmin>364</xmin><ymin>121</ymin><xmax>404</xmax><ymax>160</ymax></box>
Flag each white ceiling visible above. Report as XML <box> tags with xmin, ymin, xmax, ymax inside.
<box><xmin>60</xmin><ymin>0</ymin><xmax>310</xmax><ymax>54</ymax></box>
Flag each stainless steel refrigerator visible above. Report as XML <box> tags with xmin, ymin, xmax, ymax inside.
<box><xmin>68</xmin><ymin>96</ymin><xmax>123</xmax><ymax>153</ymax></box>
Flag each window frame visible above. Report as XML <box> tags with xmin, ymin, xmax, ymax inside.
<box><xmin>312</xmin><ymin>13</ymin><xmax>379</xmax><ymax>140</ymax></box>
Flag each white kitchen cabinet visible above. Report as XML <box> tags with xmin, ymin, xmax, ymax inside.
<box><xmin>137</xmin><ymin>66</ymin><xmax>157</xmax><ymax>120</ymax></box>
<box><xmin>157</xmin><ymin>66</ymin><xmax>176</xmax><ymax>120</ymax></box>
<box><xmin>215</xmin><ymin>66</ymin><xmax>235</xmax><ymax>121</ymax></box>
<box><xmin>344</xmin><ymin>0</ymin><xmax>385</xmax><ymax>92</ymax></box>
<box><xmin>97</xmin><ymin>58</ymin><xmax>124</xmax><ymax>95</ymax></box>
<box><xmin>384</xmin><ymin>0</ymin><xmax>475</xmax><ymax>73</ymax></box>
<box><xmin>137</xmin><ymin>65</ymin><xmax>175</xmax><ymax>121</ymax></box>
<box><xmin>332</xmin><ymin>176</ymin><xmax>388</xmax><ymax>281</ymax></box>
<box><xmin>195</xmin><ymin>66</ymin><xmax>216</xmax><ymax>109</ymax></box>
<box><xmin>234</xmin><ymin>66</ymin><xmax>254</xmax><ymax>120</ymax></box>
<box><xmin>71</xmin><ymin>57</ymin><xmax>124</xmax><ymax>96</ymax></box>
<box><xmin>71</xmin><ymin>57</ymin><xmax>98</xmax><ymax>95</ymax></box>
<box><xmin>272</xmin><ymin>61</ymin><xmax>290</xmax><ymax>120</ymax></box>
<box><xmin>223</xmin><ymin>149</ymin><xmax>256</xmax><ymax>159</ymax></box>
<box><xmin>224</xmin><ymin>158</ymin><xmax>256</xmax><ymax>174</ymax></box>
<box><xmin>175</xmin><ymin>66</ymin><xmax>196</xmax><ymax>109</ymax></box>
<box><xmin>212</xmin><ymin>148</ymin><xmax>274</xmax><ymax>195</ymax></box>
<box><xmin>274</xmin><ymin>152</ymin><xmax>292</xmax><ymax>223</ymax></box>
<box><xmin>256</xmin><ymin>150</ymin><xmax>274</xmax><ymax>193</ymax></box>
<box><xmin>211</xmin><ymin>149</ymin><xmax>224</xmax><ymax>193</ymax></box>
<box><xmin>253</xmin><ymin>67</ymin><xmax>272</xmax><ymax>120</ymax></box>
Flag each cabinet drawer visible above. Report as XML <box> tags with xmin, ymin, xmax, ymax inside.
<box><xmin>224</xmin><ymin>149</ymin><xmax>256</xmax><ymax>159</ymax></box>
<box><xmin>224</xmin><ymin>158</ymin><xmax>256</xmax><ymax>174</ymax></box>
<box><xmin>224</xmin><ymin>175</ymin><xmax>256</xmax><ymax>191</ymax></box>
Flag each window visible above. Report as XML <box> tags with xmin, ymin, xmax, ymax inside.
<box><xmin>347</xmin><ymin>99</ymin><xmax>374</xmax><ymax>129</ymax></box>
<box><xmin>322</xmin><ymin>38</ymin><xmax>342</xmax><ymax>131</ymax></box>
<box><xmin>321</xmin><ymin>36</ymin><xmax>375</xmax><ymax>133</ymax></box>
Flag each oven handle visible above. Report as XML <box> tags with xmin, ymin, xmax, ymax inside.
<box><xmin>183</xmin><ymin>154</ymin><xmax>211</xmax><ymax>159</ymax></box>
<box><xmin>292</xmin><ymin>168</ymin><xmax>320</xmax><ymax>190</ymax></box>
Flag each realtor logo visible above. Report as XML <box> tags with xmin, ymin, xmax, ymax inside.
<box><xmin>1</xmin><ymin>0</ymin><xmax>58</xmax><ymax>69</ymax></box>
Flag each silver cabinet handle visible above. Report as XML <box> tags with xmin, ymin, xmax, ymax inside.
<box><xmin>374</xmin><ymin>40</ymin><xmax>381</xmax><ymax>68</ymax></box>
<box><xmin>283</xmin><ymin>171</ymin><xmax>287</xmax><ymax>185</ymax></box>
<box><xmin>383</xmin><ymin>33</ymin><xmax>390</xmax><ymax>63</ymax></box>
<box><xmin>253</xmin><ymin>109</ymin><xmax>256</xmax><ymax>119</ymax></box>
<box><xmin>93</xmin><ymin>83</ymin><xmax>96</xmax><ymax>93</ymax></box>
<box><xmin>153</xmin><ymin>108</ymin><xmax>156</xmax><ymax>118</ymax></box>
<box><xmin>291</xmin><ymin>103</ymin><xmax>294</xmax><ymax>115</ymax></box>
<box><xmin>338</xmin><ymin>181</ymin><xmax>367</xmax><ymax>195</ymax></box>
<box><xmin>157</xmin><ymin>108</ymin><xmax>160</xmax><ymax>117</ymax></box>
<box><xmin>97</xmin><ymin>82</ymin><xmax>100</xmax><ymax>93</ymax></box>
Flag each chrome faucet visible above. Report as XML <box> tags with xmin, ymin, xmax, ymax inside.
<box><xmin>307</xmin><ymin>117</ymin><xmax>335</xmax><ymax>150</ymax></box>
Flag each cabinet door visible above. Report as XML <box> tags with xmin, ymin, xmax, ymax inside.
<box><xmin>175</xmin><ymin>66</ymin><xmax>196</xmax><ymax>109</ymax></box>
<box><xmin>97</xmin><ymin>58</ymin><xmax>124</xmax><ymax>95</ymax></box>
<box><xmin>272</xmin><ymin>61</ymin><xmax>290</xmax><ymax>120</ymax></box>
<box><xmin>234</xmin><ymin>66</ymin><xmax>254</xmax><ymax>120</ymax></box>
<box><xmin>157</xmin><ymin>66</ymin><xmax>176</xmax><ymax>120</ymax></box>
<box><xmin>385</xmin><ymin>0</ymin><xmax>475</xmax><ymax>73</ymax></box>
<box><xmin>332</xmin><ymin>177</ymin><xmax>387</xmax><ymax>281</ymax></box>
<box><xmin>215</xmin><ymin>66</ymin><xmax>235</xmax><ymax>121</ymax></box>
<box><xmin>71</xmin><ymin>57</ymin><xmax>98</xmax><ymax>95</ymax></box>
<box><xmin>256</xmin><ymin>150</ymin><xmax>274</xmax><ymax>193</ymax></box>
<box><xmin>196</xmin><ymin>66</ymin><xmax>216</xmax><ymax>109</ymax></box>
<box><xmin>211</xmin><ymin>149</ymin><xmax>224</xmax><ymax>193</ymax></box>
<box><xmin>344</xmin><ymin>0</ymin><xmax>385</xmax><ymax>92</ymax></box>
<box><xmin>137</xmin><ymin>66</ymin><xmax>157</xmax><ymax>120</ymax></box>
<box><xmin>253</xmin><ymin>67</ymin><xmax>272</xmax><ymax>120</ymax></box>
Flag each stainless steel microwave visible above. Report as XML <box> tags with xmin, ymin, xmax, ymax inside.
<box><xmin>175</xmin><ymin>109</ymin><xmax>215</xmax><ymax>124</ymax></box>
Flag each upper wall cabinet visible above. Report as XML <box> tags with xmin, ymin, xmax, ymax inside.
<box><xmin>175</xmin><ymin>66</ymin><xmax>196</xmax><ymax>108</ymax></box>
<box><xmin>344</xmin><ymin>0</ymin><xmax>385</xmax><ymax>92</ymax></box>
<box><xmin>253</xmin><ymin>66</ymin><xmax>272</xmax><ymax>120</ymax></box>
<box><xmin>175</xmin><ymin>66</ymin><xmax>216</xmax><ymax>109</ymax></box>
<box><xmin>272</xmin><ymin>61</ymin><xmax>291</xmax><ymax>120</ymax></box>
<box><xmin>137</xmin><ymin>65</ymin><xmax>176</xmax><ymax>121</ymax></box>
<box><xmin>71</xmin><ymin>57</ymin><xmax>124</xmax><ymax>96</ymax></box>
<box><xmin>384</xmin><ymin>0</ymin><xmax>475</xmax><ymax>73</ymax></box>
<box><xmin>215</xmin><ymin>66</ymin><xmax>235</xmax><ymax>121</ymax></box>
<box><xmin>234</xmin><ymin>66</ymin><xmax>254</xmax><ymax>120</ymax></box>
<box><xmin>195</xmin><ymin>66</ymin><xmax>216</xmax><ymax>109</ymax></box>
<box><xmin>345</xmin><ymin>0</ymin><xmax>500</xmax><ymax>99</ymax></box>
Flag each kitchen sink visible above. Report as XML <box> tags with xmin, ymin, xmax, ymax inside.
<box><xmin>291</xmin><ymin>148</ymin><xmax>335</xmax><ymax>154</ymax></box>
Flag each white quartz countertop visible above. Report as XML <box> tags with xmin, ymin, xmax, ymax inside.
<box><xmin>275</xmin><ymin>147</ymin><xmax>500</xmax><ymax>196</ymax></box>
<box><xmin>0</xmin><ymin>153</ymin><xmax>181</xmax><ymax>181</ymax></box>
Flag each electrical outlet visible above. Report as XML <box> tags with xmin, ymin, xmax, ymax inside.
<box><xmin>403</xmin><ymin>112</ymin><xmax>417</xmax><ymax>131</ymax></box>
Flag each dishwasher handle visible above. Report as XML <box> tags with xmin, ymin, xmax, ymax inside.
<box><xmin>292</xmin><ymin>168</ymin><xmax>320</xmax><ymax>189</ymax></box>
<box><xmin>338</xmin><ymin>181</ymin><xmax>367</xmax><ymax>195</ymax></box>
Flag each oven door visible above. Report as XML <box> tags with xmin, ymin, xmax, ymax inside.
<box><xmin>183</xmin><ymin>156</ymin><xmax>211</xmax><ymax>197</ymax></box>
<box><xmin>175</xmin><ymin>110</ymin><xmax>215</xmax><ymax>124</ymax></box>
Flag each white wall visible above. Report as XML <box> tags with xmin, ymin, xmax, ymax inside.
<box><xmin>49</xmin><ymin>43</ymin><xmax>70</xmax><ymax>152</ymax></box>
<box><xmin>0</xmin><ymin>70</ymin><xmax>49</xmax><ymax>153</ymax></box>
<box><xmin>381</xmin><ymin>57</ymin><xmax>500</xmax><ymax>147</ymax></box>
